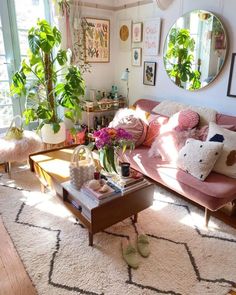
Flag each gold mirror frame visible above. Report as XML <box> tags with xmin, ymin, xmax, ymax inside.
<box><xmin>163</xmin><ymin>10</ymin><xmax>228</xmax><ymax>91</ymax></box>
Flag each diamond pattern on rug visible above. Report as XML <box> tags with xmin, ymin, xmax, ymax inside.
<box><xmin>0</xmin><ymin>170</ymin><xmax>236</xmax><ymax>295</ymax></box>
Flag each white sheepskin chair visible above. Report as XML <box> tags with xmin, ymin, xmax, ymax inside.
<box><xmin>0</xmin><ymin>130</ymin><xmax>43</xmax><ymax>163</ymax></box>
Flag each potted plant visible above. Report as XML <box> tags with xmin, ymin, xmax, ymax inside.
<box><xmin>11</xmin><ymin>19</ymin><xmax>85</xmax><ymax>144</ymax></box>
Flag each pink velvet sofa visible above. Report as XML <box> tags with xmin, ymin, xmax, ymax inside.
<box><xmin>122</xmin><ymin>99</ymin><xmax>236</xmax><ymax>224</ymax></box>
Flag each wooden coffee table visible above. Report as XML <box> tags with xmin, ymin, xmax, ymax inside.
<box><xmin>29</xmin><ymin>147</ymin><xmax>154</xmax><ymax>246</ymax></box>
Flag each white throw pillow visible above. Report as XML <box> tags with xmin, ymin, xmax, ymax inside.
<box><xmin>188</xmin><ymin>105</ymin><xmax>216</xmax><ymax>127</ymax></box>
<box><xmin>177</xmin><ymin>138</ymin><xmax>223</xmax><ymax>181</ymax></box>
<box><xmin>152</xmin><ymin>100</ymin><xmax>216</xmax><ymax>127</ymax></box>
<box><xmin>206</xmin><ymin>122</ymin><xmax>236</xmax><ymax>178</ymax></box>
<box><xmin>152</xmin><ymin>100</ymin><xmax>187</xmax><ymax>117</ymax></box>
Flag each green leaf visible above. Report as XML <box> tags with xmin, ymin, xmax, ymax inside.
<box><xmin>53</xmin><ymin>26</ymin><xmax>61</xmax><ymax>44</ymax></box>
<box><xmin>64</xmin><ymin>110</ymin><xmax>75</xmax><ymax>122</ymax></box>
<box><xmin>52</xmin><ymin>122</ymin><xmax>60</xmax><ymax>133</ymax></box>
<box><xmin>36</xmin><ymin>105</ymin><xmax>52</xmax><ymax>120</ymax></box>
<box><xmin>28</xmin><ymin>33</ymin><xmax>40</xmax><ymax>54</ymax></box>
<box><xmin>106</xmin><ymin>147</ymin><xmax>117</xmax><ymax>173</ymax></box>
<box><xmin>56</xmin><ymin>49</ymin><xmax>67</xmax><ymax>66</ymax></box>
<box><xmin>23</xmin><ymin>108</ymin><xmax>36</xmax><ymax>125</ymax></box>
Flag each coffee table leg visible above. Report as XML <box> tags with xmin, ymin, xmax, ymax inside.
<box><xmin>88</xmin><ymin>232</ymin><xmax>93</xmax><ymax>246</ymax></box>
<box><xmin>133</xmin><ymin>213</ymin><xmax>138</xmax><ymax>223</ymax></box>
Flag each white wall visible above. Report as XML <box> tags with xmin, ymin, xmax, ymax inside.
<box><xmin>114</xmin><ymin>0</ymin><xmax>236</xmax><ymax>116</ymax></box>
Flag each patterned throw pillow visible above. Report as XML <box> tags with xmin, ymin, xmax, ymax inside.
<box><xmin>177</xmin><ymin>139</ymin><xmax>223</xmax><ymax>181</ymax></box>
<box><xmin>109</xmin><ymin>108</ymin><xmax>148</xmax><ymax>147</ymax></box>
<box><xmin>206</xmin><ymin>122</ymin><xmax>236</xmax><ymax>178</ymax></box>
<box><xmin>143</xmin><ymin>114</ymin><xmax>168</xmax><ymax>147</ymax></box>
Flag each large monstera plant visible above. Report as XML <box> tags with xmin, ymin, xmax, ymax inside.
<box><xmin>164</xmin><ymin>28</ymin><xmax>201</xmax><ymax>90</ymax></box>
<box><xmin>11</xmin><ymin>19</ymin><xmax>85</xmax><ymax>134</ymax></box>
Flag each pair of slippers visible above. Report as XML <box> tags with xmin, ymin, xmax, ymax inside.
<box><xmin>121</xmin><ymin>234</ymin><xmax>150</xmax><ymax>269</ymax></box>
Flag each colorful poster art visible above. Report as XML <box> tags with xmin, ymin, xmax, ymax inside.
<box><xmin>143</xmin><ymin>18</ymin><xmax>161</xmax><ymax>56</ymax></box>
<box><xmin>85</xmin><ymin>18</ymin><xmax>110</xmax><ymax>63</ymax></box>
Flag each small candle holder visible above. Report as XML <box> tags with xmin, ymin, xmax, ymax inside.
<box><xmin>121</xmin><ymin>162</ymin><xmax>130</xmax><ymax>177</ymax></box>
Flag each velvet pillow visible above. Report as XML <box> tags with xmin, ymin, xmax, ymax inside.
<box><xmin>148</xmin><ymin>128</ymin><xmax>199</xmax><ymax>162</ymax></box>
<box><xmin>109</xmin><ymin>108</ymin><xmax>148</xmax><ymax>147</ymax></box>
<box><xmin>177</xmin><ymin>139</ymin><xmax>223</xmax><ymax>181</ymax></box>
<box><xmin>206</xmin><ymin>122</ymin><xmax>236</xmax><ymax>178</ymax></box>
<box><xmin>142</xmin><ymin>114</ymin><xmax>169</xmax><ymax>147</ymax></box>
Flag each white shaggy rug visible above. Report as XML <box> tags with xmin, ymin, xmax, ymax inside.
<box><xmin>0</xmin><ymin>168</ymin><xmax>236</xmax><ymax>295</ymax></box>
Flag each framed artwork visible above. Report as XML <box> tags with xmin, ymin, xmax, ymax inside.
<box><xmin>227</xmin><ymin>53</ymin><xmax>236</xmax><ymax>97</ymax></box>
<box><xmin>143</xmin><ymin>18</ymin><xmax>161</xmax><ymax>56</ymax></box>
<box><xmin>132</xmin><ymin>22</ymin><xmax>143</xmax><ymax>43</ymax></box>
<box><xmin>143</xmin><ymin>62</ymin><xmax>157</xmax><ymax>86</ymax></box>
<box><xmin>119</xmin><ymin>20</ymin><xmax>131</xmax><ymax>51</ymax></box>
<box><xmin>132</xmin><ymin>48</ymin><xmax>142</xmax><ymax>66</ymax></box>
<box><xmin>85</xmin><ymin>18</ymin><xmax>110</xmax><ymax>63</ymax></box>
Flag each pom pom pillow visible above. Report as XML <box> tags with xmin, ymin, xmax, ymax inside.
<box><xmin>206</xmin><ymin>122</ymin><xmax>236</xmax><ymax>178</ymax></box>
<box><xmin>109</xmin><ymin>108</ymin><xmax>148</xmax><ymax>147</ymax></box>
<box><xmin>168</xmin><ymin>109</ymin><xmax>200</xmax><ymax>131</ymax></box>
<box><xmin>177</xmin><ymin>139</ymin><xmax>223</xmax><ymax>181</ymax></box>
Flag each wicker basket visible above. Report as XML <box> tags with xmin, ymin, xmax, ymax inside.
<box><xmin>70</xmin><ymin>145</ymin><xmax>95</xmax><ymax>189</ymax></box>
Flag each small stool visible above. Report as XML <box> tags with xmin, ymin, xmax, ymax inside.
<box><xmin>0</xmin><ymin>130</ymin><xmax>42</xmax><ymax>176</ymax></box>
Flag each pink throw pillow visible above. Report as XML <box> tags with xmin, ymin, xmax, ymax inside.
<box><xmin>168</xmin><ymin>109</ymin><xmax>200</xmax><ymax>132</ymax></box>
<box><xmin>143</xmin><ymin>115</ymin><xmax>169</xmax><ymax>147</ymax></box>
<box><xmin>148</xmin><ymin>129</ymin><xmax>199</xmax><ymax>162</ymax></box>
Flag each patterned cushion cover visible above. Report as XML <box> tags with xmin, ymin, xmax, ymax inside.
<box><xmin>177</xmin><ymin>138</ymin><xmax>223</xmax><ymax>181</ymax></box>
<box><xmin>206</xmin><ymin>122</ymin><xmax>236</xmax><ymax>178</ymax></box>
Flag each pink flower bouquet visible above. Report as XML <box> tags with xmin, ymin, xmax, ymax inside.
<box><xmin>93</xmin><ymin>127</ymin><xmax>134</xmax><ymax>173</ymax></box>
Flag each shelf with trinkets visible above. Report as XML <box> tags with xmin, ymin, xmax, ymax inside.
<box><xmin>81</xmin><ymin>96</ymin><xmax>127</xmax><ymax>133</ymax></box>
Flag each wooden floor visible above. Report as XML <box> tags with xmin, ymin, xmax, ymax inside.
<box><xmin>0</xmin><ymin>217</ymin><xmax>37</xmax><ymax>295</ymax></box>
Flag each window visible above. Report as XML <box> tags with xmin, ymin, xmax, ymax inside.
<box><xmin>0</xmin><ymin>0</ymin><xmax>50</xmax><ymax>129</ymax></box>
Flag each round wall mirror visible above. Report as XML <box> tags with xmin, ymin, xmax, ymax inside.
<box><xmin>163</xmin><ymin>10</ymin><xmax>228</xmax><ymax>91</ymax></box>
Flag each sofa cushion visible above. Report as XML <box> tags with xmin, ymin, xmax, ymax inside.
<box><xmin>174</xmin><ymin>109</ymin><xmax>200</xmax><ymax>131</ymax></box>
<box><xmin>142</xmin><ymin>114</ymin><xmax>168</xmax><ymax>147</ymax></box>
<box><xmin>152</xmin><ymin>100</ymin><xmax>186</xmax><ymax>117</ymax></box>
<box><xmin>121</xmin><ymin>146</ymin><xmax>236</xmax><ymax>210</ymax></box>
<box><xmin>198</xmin><ymin>124</ymin><xmax>236</xmax><ymax>141</ymax></box>
<box><xmin>151</xmin><ymin>100</ymin><xmax>216</xmax><ymax>127</ymax></box>
<box><xmin>206</xmin><ymin>122</ymin><xmax>236</xmax><ymax>178</ymax></box>
<box><xmin>167</xmin><ymin>109</ymin><xmax>200</xmax><ymax>131</ymax></box>
<box><xmin>148</xmin><ymin>128</ymin><xmax>199</xmax><ymax>162</ymax></box>
<box><xmin>109</xmin><ymin>108</ymin><xmax>148</xmax><ymax>147</ymax></box>
<box><xmin>177</xmin><ymin>139</ymin><xmax>223</xmax><ymax>181</ymax></box>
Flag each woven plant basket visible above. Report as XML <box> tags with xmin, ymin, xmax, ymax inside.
<box><xmin>70</xmin><ymin>145</ymin><xmax>95</xmax><ymax>189</ymax></box>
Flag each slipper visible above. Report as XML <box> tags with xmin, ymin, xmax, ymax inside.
<box><xmin>137</xmin><ymin>234</ymin><xmax>150</xmax><ymax>258</ymax></box>
<box><xmin>121</xmin><ymin>240</ymin><xmax>139</xmax><ymax>269</ymax></box>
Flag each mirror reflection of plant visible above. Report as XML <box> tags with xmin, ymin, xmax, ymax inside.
<box><xmin>165</xmin><ymin>28</ymin><xmax>201</xmax><ymax>90</ymax></box>
<box><xmin>11</xmin><ymin>19</ymin><xmax>85</xmax><ymax>133</ymax></box>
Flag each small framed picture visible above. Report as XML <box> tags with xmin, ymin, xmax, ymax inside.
<box><xmin>132</xmin><ymin>22</ymin><xmax>143</xmax><ymax>43</ymax></box>
<box><xmin>132</xmin><ymin>48</ymin><xmax>142</xmax><ymax>66</ymax></box>
<box><xmin>227</xmin><ymin>53</ymin><xmax>236</xmax><ymax>97</ymax></box>
<box><xmin>143</xmin><ymin>62</ymin><xmax>157</xmax><ymax>86</ymax></box>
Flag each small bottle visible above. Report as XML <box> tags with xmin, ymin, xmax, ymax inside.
<box><xmin>101</xmin><ymin>116</ymin><xmax>105</xmax><ymax>127</ymax></box>
<box><xmin>93</xmin><ymin>116</ymin><xmax>98</xmax><ymax>130</ymax></box>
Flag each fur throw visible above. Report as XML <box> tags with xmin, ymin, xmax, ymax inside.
<box><xmin>0</xmin><ymin>130</ymin><xmax>42</xmax><ymax>162</ymax></box>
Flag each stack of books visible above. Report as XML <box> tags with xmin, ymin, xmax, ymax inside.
<box><xmin>81</xmin><ymin>181</ymin><xmax>122</xmax><ymax>205</ymax></box>
<box><xmin>105</xmin><ymin>171</ymin><xmax>150</xmax><ymax>195</ymax></box>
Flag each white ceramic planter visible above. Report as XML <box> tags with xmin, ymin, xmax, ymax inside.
<box><xmin>41</xmin><ymin>122</ymin><xmax>66</xmax><ymax>144</ymax></box>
